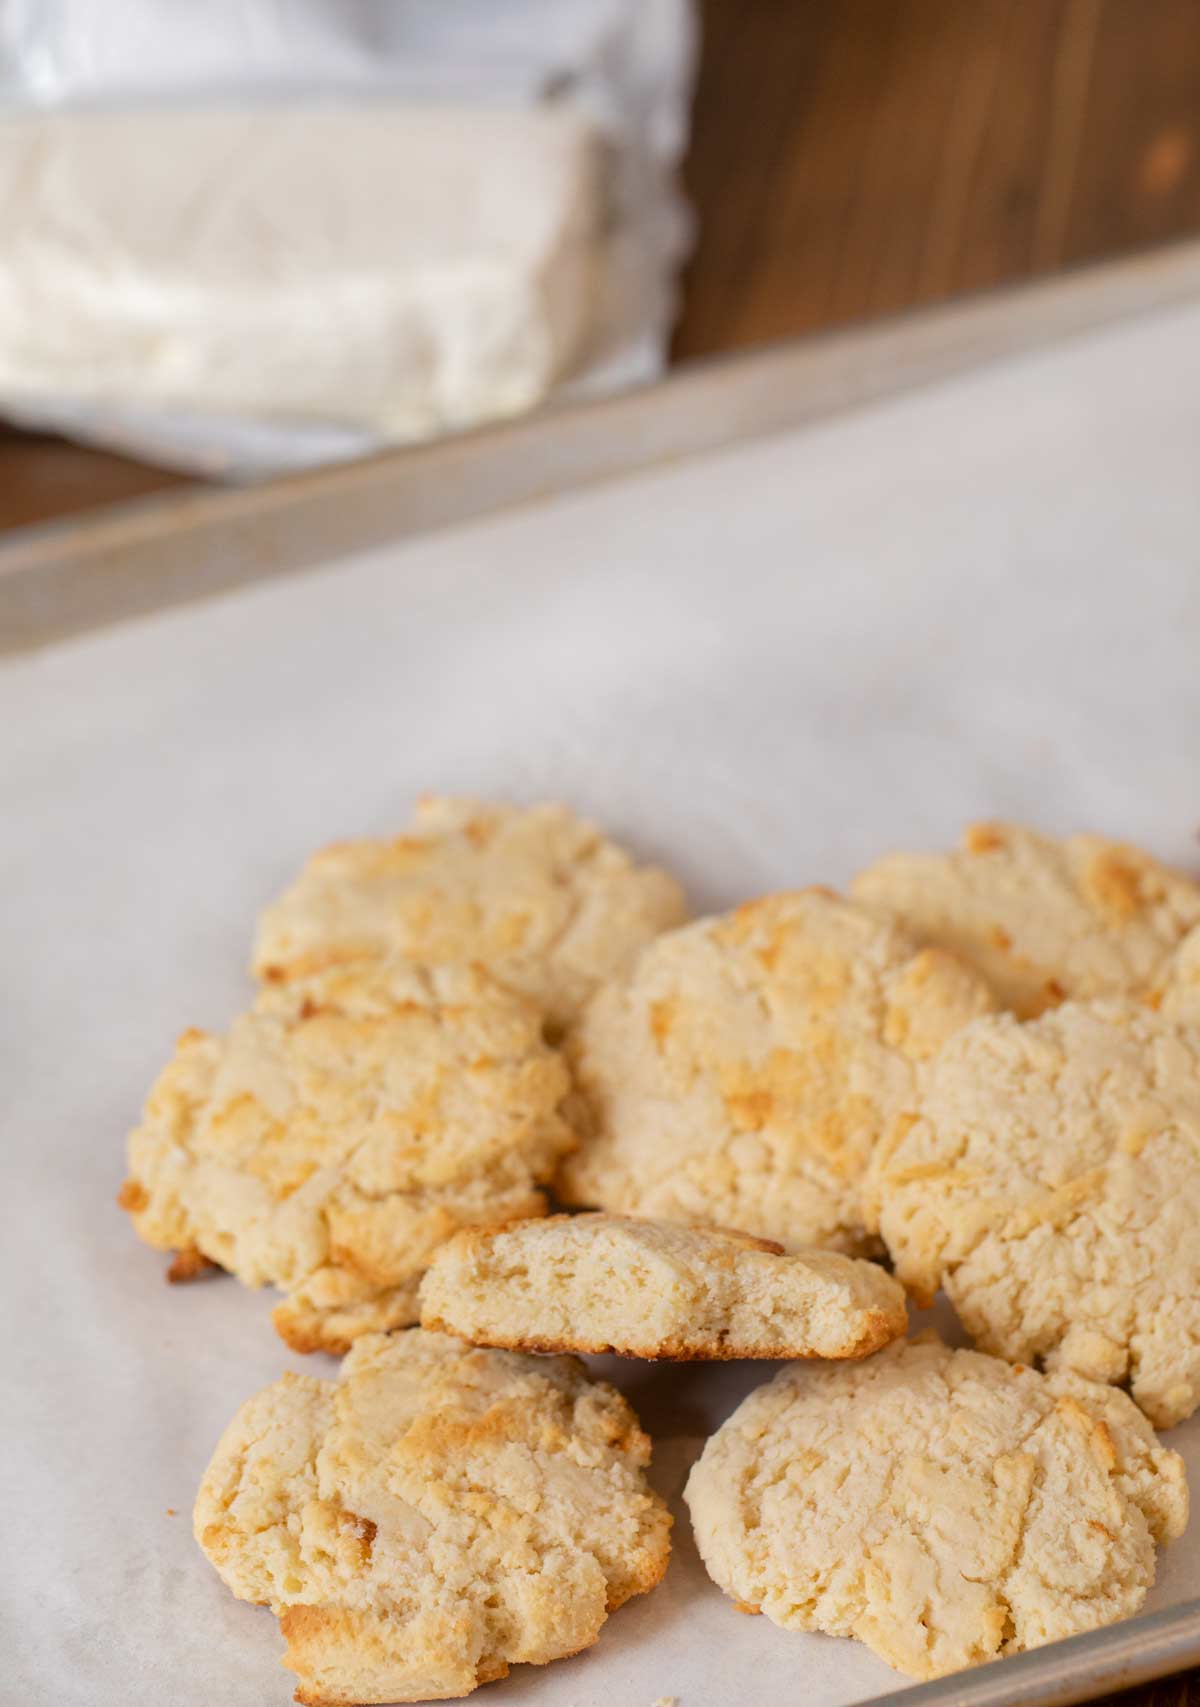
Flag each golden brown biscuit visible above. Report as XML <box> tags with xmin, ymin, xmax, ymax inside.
<box><xmin>685</xmin><ymin>1334</ymin><xmax>1186</xmax><ymax>1680</ymax></box>
<box><xmin>253</xmin><ymin>797</ymin><xmax>687</xmax><ymax>1032</ymax></box>
<box><xmin>121</xmin><ymin>958</ymin><xmax>574</xmax><ymax>1352</ymax></box>
<box><xmin>1156</xmin><ymin>921</ymin><xmax>1200</xmax><ymax>1020</ymax></box>
<box><xmin>420</xmin><ymin>1212</ymin><xmax>907</xmax><ymax>1360</ymax></box>
<box><xmin>195</xmin><ymin>1330</ymin><xmax>671</xmax><ymax>1704</ymax></box>
<box><xmin>557</xmin><ymin>890</ymin><xmax>995</xmax><ymax>1251</ymax></box>
<box><xmin>866</xmin><ymin>1000</ymin><xmax>1200</xmax><ymax>1427</ymax></box>
<box><xmin>852</xmin><ymin>822</ymin><xmax>1200</xmax><ymax>1019</ymax></box>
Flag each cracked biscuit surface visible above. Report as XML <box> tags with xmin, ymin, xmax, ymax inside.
<box><xmin>195</xmin><ymin>1329</ymin><xmax>671</xmax><ymax>1705</ymax></box>
<box><xmin>556</xmin><ymin>890</ymin><xmax>995</xmax><ymax>1252</ymax></box>
<box><xmin>852</xmin><ymin>822</ymin><xmax>1200</xmax><ymax>1019</ymax></box>
<box><xmin>865</xmin><ymin>1000</ymin><xmax>1200</xmax><ymax>1427</ymax></box>
<box><xmin>684</xmin><ymin>1334</ymin><xmax>1187</xmax><ymax>1681</ymax></box>
<box><xmin>419</xmin><ymin>1212</ymin><xmax>908</xmax><ymax>1360</ymax></box>
<box><xmin>253</xmin><ymin>798</ymin><xmax>687</xmax><ymax>1032</ymax></box>
<box><xmin>1158</xmin><ymin>922</ymin><xmax>1200</xmax><ymax>1020</ymax></box>
<box><xmin>121</xmin><ymin>958</ymin><xmax>574</xmax><ymax>1353</ymax></box>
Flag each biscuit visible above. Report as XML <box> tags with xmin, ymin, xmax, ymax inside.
<box><xmin>195</xmin><ymin>1329</ymin><xmax>671</xmax><ymax>1705</ymax></box>
<box><xmin>121</xmin><ymin>958</ymin><xmax>574</xmax><ymax>1353</ymax></box>
<box><xmin>1157</xmin><ymin>922</ymin><xmax>1200</xmax><ymax>1020</ymax></box>
<box><xmin>556</xmin><ymin>890</ymin><xmax>995</xmax><ymax>1252</ymax></box>
<box><xmin>852</xmin><ymin>822</ymin><xmax>1200</xmax><ymax>1019</ymax></box>
<box><xmin>685</xmin><ymin>1334</ymin><xmax>1187</xmax><ymax>1681</ymax></box>
<box><xmin>419</xmin><ymin>1212</ymin><xmax>907</xmax><ymax>1360</ymax></box>
<box><xmin>865</xmin><ymin>1000</ymin><xmax>1200</xmax><ymax>1427</ymax></box>
<box><xmin>253</xmin><ymin>798</ymin><xmax>687</xmax><ymax>1032</ymax></box>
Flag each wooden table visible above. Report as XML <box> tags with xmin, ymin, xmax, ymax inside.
<box><xmin>4</xmin><ymin>0</ymin><xmax>1200</xmax><ymax>535</ymax></box>
<box><xmin>675</xmin><ymin>0</ymin><xmax>1200</xmax><ymax>358</ymax></box>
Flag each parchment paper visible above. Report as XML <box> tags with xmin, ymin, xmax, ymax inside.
<box><xmin>5</xmin><ymin>295</ymin><xmax>1200</xmax><ymax>1706</ymax></box>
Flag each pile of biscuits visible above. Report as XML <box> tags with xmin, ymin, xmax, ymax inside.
<box><xmin>120</xmin><ymin>799</ymin><xmax>1200</xmax><ymax>1705</ymax></box>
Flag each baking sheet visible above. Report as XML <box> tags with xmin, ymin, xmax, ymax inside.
<box><xmin>5</xmin><ymin>292</ymin><xmax>1200</xmax><ymax>1706</ymax></box>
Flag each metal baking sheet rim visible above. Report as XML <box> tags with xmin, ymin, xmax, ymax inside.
<box><xmin>4</xmin><ymin>236</ymin><xmax>1200</xmax><ymax>658</ymax></box>
<box><xmin>859</xmin><ymin>1603</ymin><xmax>1200</xmax><ymax>1707</ymax></box>
<box><xmin>3</xmin><ymin>236</ymin><xmax>1200</xmax><ymax>1707</ymax></box>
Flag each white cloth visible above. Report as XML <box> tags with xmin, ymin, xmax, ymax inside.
<box><xmin>0</xmin><ymin>0</ymin><xmax>695</xmax><ymax>476</ymax></box>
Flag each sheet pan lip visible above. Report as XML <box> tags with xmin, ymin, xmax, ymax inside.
<box><xmin>4</xmin><ymin>235</ymin><xmax>1200</xmax><ymax>657</ymax></box>
<box><xmin>849</xmin><ymin>1599</ymin><xmax>1200</xmax><ymax>1707</ymax></box>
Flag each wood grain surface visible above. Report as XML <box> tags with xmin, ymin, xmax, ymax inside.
<box><xmin>673</xmin><ymin>0</ymin><xmax>1200</xmax><ymax>356</ymax></box>
<box><xmin>1123</xmin><ymin>1674</ymin><xmax>1198</xmax><ymax>1707</ymax></box>
<box><xmin>2</xmin><ymin>0</ymin><xmax>1200</xmax><ymax>531</ymax></box>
